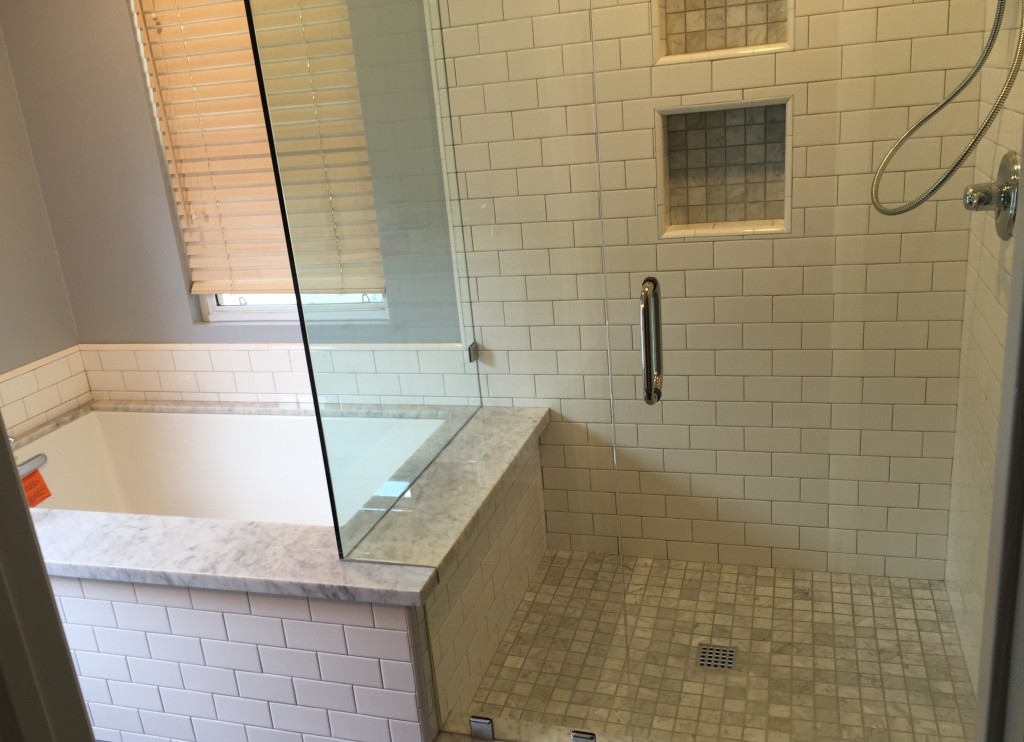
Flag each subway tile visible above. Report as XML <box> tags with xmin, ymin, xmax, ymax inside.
<box><xmin>319</xmin><ymin>654</ymin><xmax>383</xmax><ymax>688</ymax></box>
<box><xmin>181</xmin><ymin>664</ymin><xmax>238</xmax><ymax>696</ymax></box>
<box><xmin>249</xmin><ymin>595</ymin><xmax>310</xmax><ymax>621</ymax></box>
<box><xmin>159</xmin><ymin>687</ymin><xmax>216</xmax><ymax>719</ymax></box>
<box><xmin>167</xmin><ymin>609</ymin><xmax>226</xmax><ymax>641</ymax></box>
<box><xmin>200</xmin><ymin>639</ymin><xmax>261</xmax><ymax>672</ymax></box>
<box><xmin>78</xmin><ymin>652</ymin><xmax>131</xmax><ymax>681</ymax></box>
<box><xmin>353</xmin><ymin>687</ymin><xmax>419</xmax><ymax>722</ymax></box>
<box><xmin>258</xmin><ymin>647</ymin><xmax>320</xmax><ymax>680</ymax></box>
<box><xmin>888</xmin><ymin>508</ymin><xmax>948</xmax><ymax>534</ymax></box>
<box><xmin>63</xmin><ymin>598</ymin><xmax>118</xmax><ymax>628</ymax></box>
<box><xmin>268</xmin><ymin>703</ymin><xmax>330</xmax><ymax>735</ymax></box>
<box><xmin>328</xmin><ymin>711</ymin><xmax>391</xmax><ymax>742</ymax></box>
<box><xmin>193</xmin><ymin>719</ymin><xmax>247</xmax><ymax>742</ymax></box>
<box><xmin>283</xmin><ymin>620</ymin><xmax>347</xmax><ymax>654</ymax></box>
<box><xmin>127</xmin><ymin>658</ymin><xmax>183</xmax><ymax>689</ymax></box>
<box><xmin>224</xmin><ymin>614</ymin><xmax>285</xmax><ymax>647</ymax></box>
<box><xmin>147</xmin><ymin>634</ymin><xmax>204</xmax><ymax>665</ymax></box>
<box><xmin>238</xmin><ymin>727</ymin><xmax>298</xmax><ymax>742</ymax></box>
<box><xmin>113</xmin><ymin>604</ymin><xmax>170</xmax><ymax>634</ymax></box>
<box><xmin>94</xmin><ymin>628</ymin><xmax>150</xmax><ymax>658</ymax></box>
<box><xmin>293</xmin><ymin>679</ymin><xmax>357</xmax><ymax>712</ymax></box>
<box><xmin>212</xmin><ymin>694</ymin><xmax>272</xmax><ymax>728</ymax></box>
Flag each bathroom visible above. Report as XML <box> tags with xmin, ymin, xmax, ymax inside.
<box><xmin>0</xmin><ymin>0</ymin><xmax>1022</xmax><ymax>739</ymax></box>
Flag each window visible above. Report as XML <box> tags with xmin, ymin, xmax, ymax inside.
<box><xmin>132</xmin><ymin>0</ymin><xmax>385</xmax><ymax>304</ymax></box>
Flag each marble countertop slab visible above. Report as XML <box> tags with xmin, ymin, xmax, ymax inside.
<box><xmin>31</xmin><ymin>509</ymin><xmax>437</xmax><ymax>606</ymax></box>
<box><xmin>348</xmin><ymin>407</ymin><xmax>550</xmax><ymax>567</ymax></box>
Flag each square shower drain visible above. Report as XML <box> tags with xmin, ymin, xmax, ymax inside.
<box><xmin>697</xmin><ymin>644</ymin><xmax>736</xmax><ymax>669</ymax></box>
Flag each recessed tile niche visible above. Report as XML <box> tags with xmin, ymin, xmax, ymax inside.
<box><xmin>665</xmin><ymin>0</ymin><xmax>788</xmax><ymax>56</ymax></box>
<box><xmin>662</xmin><ymin>102</ymin><xmax>788</xmax><ymax>236</ymax></box>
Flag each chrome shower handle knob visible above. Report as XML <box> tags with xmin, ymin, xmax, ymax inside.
<box><xmin>963</xmin><ymin>151</ymin><xmax>1020</xmax><ymax>239</ymax></box>
<box><xmin>964</xmin><ymin>183</ymin><xmax>998</xmax><ymax>211</ymax></box>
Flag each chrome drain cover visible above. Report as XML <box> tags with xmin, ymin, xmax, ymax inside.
<box><xmin>697</xmin><ymin>644</ymin><xmax>736</xmax><ymax>669</ymax></box>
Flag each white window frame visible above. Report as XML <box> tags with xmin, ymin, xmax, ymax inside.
<box><xmin>199</xmin><ymin>293</ymin><xmax>390</xmax><ymax>325</ymax></box>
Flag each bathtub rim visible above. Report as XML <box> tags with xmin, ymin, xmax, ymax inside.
<box><xmin>15</xmin><ymin>399</ymin><xmax>478</xmax><ymax>553</ymax></box>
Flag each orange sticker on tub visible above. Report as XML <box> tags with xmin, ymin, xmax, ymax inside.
<box><xmin>21</xmin><ymin>470</ymin><xmax>51</xmax><ymax>508</ymax></box>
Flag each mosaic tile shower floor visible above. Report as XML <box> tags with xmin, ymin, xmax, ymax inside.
<box><xmin>472</xmin><ymin>551</ymin><xmax>974</xmax><ymax>742</ymax></box>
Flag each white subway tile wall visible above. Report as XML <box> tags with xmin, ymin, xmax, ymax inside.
<box><xmin>53</xmin><ymin>578</ymin><xmax>431</xmax><ymax>742</ymax></box>
<box><xmin>444</xmin><ymin>0</ymin><xmax>980</xmax><ymax>580</ymax></box>
<box><xmin>423</xmin><ymin>440</ymin><xmax>546</xmax><ymax>733</ymax></box>
<box><xmin>0</xmin><ymin>346</ymin><xmax>91</xmax><ymax>437</ymax></box>
<box><xmin>77</xmin><ymin>344</ymin><xmax>479</xmax><ymax>407</ymax></box>
<box><xmin>946</xmin><ymin>0</ymin><xmax>1022</xmax><ymax>690</ymax></box>
<box><xmin>80</xmin><ymin>344</ymin><xmax>316</xmax><ymax>407</ymax></box>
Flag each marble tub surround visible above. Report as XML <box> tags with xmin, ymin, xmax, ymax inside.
<box><xmin>33</xmin><ymin>509</ymin><xmax>437</xmax><ymax>606</ymax></box>
<box><xmin>28</xmin><ymin>406</ymin><xmax>548</xmax><ymax>598</ymax></box>
<box><xmin>34</xmin><ymin>405</ymin><xmax>550</xmax><ymax>742</ymax></box>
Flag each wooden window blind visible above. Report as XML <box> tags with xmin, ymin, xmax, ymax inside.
<box><xmin>134</xmin><ymin>0</ymin><xmax>385</xmax><ymax>296</ymax></box>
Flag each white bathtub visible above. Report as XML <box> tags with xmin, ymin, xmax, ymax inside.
<box><xmin>15</xmin><ymin>409</ymin><xmax>445</xmax><ymax>528</ymax></box>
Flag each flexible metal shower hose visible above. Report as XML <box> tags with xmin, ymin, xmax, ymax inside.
<box><xmin>871</xmin><ymin>0</ymin><xmax>1024</xmax><ymax>215</ymax></box>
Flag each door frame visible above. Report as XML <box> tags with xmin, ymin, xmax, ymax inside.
<box><xmin>974</xmin><ymin>132</ymin><xmax>1024</xmax><ymax>741</ymax></box>
<box><xmin>0</xmin><ymin>427</ymin><xmax>91</xmax><ymax>740</ymax></box>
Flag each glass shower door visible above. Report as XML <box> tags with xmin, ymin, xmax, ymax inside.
<box><xmin>594</xmin><ymin>5</ymin><xmax>1018</xmax><ymax>740</ymax></box>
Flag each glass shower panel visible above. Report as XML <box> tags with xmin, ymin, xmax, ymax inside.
<box><xmin>436</xmin><ymin>0</ymin><xmax>640</xmax><ymax>736</ymax></box>
<box><xmin>247</xmin><ymin>0</ymin><xmax>481</xmax><ymax>556</ymax></box>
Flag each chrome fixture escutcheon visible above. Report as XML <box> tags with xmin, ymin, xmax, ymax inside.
<box><xmin>964</xmin><ymin>150</ymin><xmax>1020</xmax><ymax>240</ymax></box>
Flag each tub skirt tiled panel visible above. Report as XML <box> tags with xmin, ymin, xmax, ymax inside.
<box><xmin>52</xmin><ymin>579</ymin><xmax>431</xmax><ymax>742</ymax></box>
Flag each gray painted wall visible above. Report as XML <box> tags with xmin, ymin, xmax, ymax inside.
<box><xmin>0</xmin><ymin>26</ymin><xmax>79</xmax><ymax>373</ymax></box>
<box><xmin>0</xmin><ymin>1</ymin><xmax>300</xmax><ymax>346</ymax></box>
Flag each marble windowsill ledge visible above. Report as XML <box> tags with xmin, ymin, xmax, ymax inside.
<box><xmin>29</xmin><ymin>405</ymin><xmax>549</xmax><ymax>606</ymax></box>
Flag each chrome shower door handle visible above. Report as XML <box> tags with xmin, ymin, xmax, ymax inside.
<box><xmin>640</xmin><ymin>276</ymin><xmax>663</xmax><ymax>405</ymax></box>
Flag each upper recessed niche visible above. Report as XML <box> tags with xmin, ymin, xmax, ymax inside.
<box><xmin>665</xmin><ymin>0</ymin><xmax>788</xmax><ymax>56</ymax></box>
<box><xmin>658</xmin><ymin>100</ymin><xmax>791</xmax><ymax>239</ymax></box>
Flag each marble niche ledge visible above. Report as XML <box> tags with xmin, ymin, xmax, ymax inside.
<box><xmin>30</xmin><ymin>406</ymin><xmax>550</xmax><ymax>607</ymax></box>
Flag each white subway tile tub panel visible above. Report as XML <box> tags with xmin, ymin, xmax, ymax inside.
<box><xmin>54</xmin><ymin>581</ymin><xmax>432</xmax><ymax>742</ymax></box>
